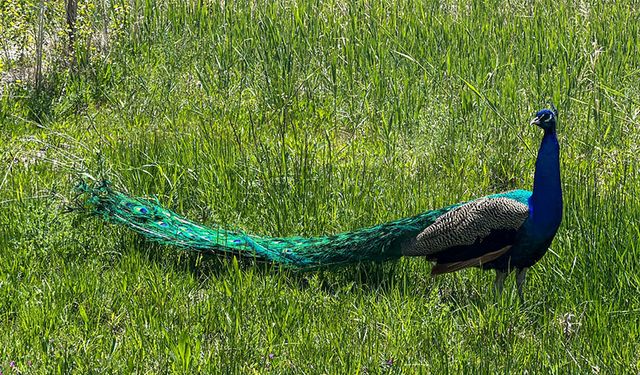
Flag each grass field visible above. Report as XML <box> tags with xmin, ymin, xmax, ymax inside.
<box><xmin>1</xmin><ymin>0</ymin><xmax>640</xmax><ymax>372</ymax></box>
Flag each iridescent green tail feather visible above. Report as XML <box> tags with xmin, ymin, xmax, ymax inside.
<box><xmin>76</xmin><ymin>182</ymin><xmax>459</xmax><ymax>268</ymax></box>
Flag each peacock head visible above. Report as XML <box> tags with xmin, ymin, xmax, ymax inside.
<box><xmin>530</xmin><ymin>106</ymin><xmax>558</xmax><ymax>131</ymax></box>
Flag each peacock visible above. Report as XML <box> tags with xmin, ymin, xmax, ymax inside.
<box><xmin>78</xmin><ymin>107</ymin><xmax>562</xmax><ymax>298</ymax></box>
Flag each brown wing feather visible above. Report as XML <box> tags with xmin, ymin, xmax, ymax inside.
<box><xmin>430</xmin><ymin>246</ymin><xmax>511</xmax><ymax>275</ymax></box>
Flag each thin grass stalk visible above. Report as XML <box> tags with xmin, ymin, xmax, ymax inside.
<box><xmin>66</xmin><ymin>0</ymin><xmax>78</xmax><ymax>69</ymax></box>
<box><xmin>34</xmin><ymin>0</ymin><xmax>45</xmax><ymax>88</ymax></box>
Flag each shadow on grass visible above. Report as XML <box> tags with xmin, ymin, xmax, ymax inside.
<box><xmin>74</xmin><ymin>220</ymin><xmax>545</xmax><ymax>310</ymax></box>
<box><xmin>120</xmin><ymin>234</ymin><xmax>421</xmax><ymax>297</ymax></box>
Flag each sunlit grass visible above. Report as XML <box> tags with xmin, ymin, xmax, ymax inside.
<box><xmin>1</xmin><ymin>0</ymin><xmax>639</xmax><ymax>372</ymax></box>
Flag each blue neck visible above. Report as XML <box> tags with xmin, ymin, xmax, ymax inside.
<box><xmin>528</xmin><ymin>128</ymin><xmax>563</xmax><ymax>237</ymax></box>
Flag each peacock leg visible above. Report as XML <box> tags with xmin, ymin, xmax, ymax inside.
<box><xmin>516</xmin><ymin>267</ymin><xmax>528</xmax><ymax>301</ymax></box>
<box><xmin>494</xmin><ymin>270</ymin><xmax>508</xmax><ymax>296</ymax></box>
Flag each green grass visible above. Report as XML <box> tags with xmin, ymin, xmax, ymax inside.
<box><xmin>1</xmin><ymin>0</ymin><xmax>640</xmax><ymax>372</ymax></box>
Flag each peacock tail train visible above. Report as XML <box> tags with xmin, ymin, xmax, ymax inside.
<box><xmin>75</xmin><ymin>181</ymin><xmax>462</xmax><ymax>268</ymax></box>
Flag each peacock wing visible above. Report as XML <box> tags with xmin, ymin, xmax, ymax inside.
<box><xmin>402</xmin><ymin>197</ymin><xmax>529</xmax><ymax>274</ymax></box>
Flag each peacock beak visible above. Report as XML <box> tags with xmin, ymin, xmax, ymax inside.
<box><xmin>530</xmin><ymin>116</ymin><xmax>541</xmax><ymax>125</ymax></box>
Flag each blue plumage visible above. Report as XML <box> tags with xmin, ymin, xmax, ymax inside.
<box><xmin>406</xmin><ymin>106</ymin><xmax>562</xmax><ymax>297</ymax></box>
<box><xmin>496</xmin><ymin>107</ymin><xmax>562</xmax><ymax>295</ymax></box>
